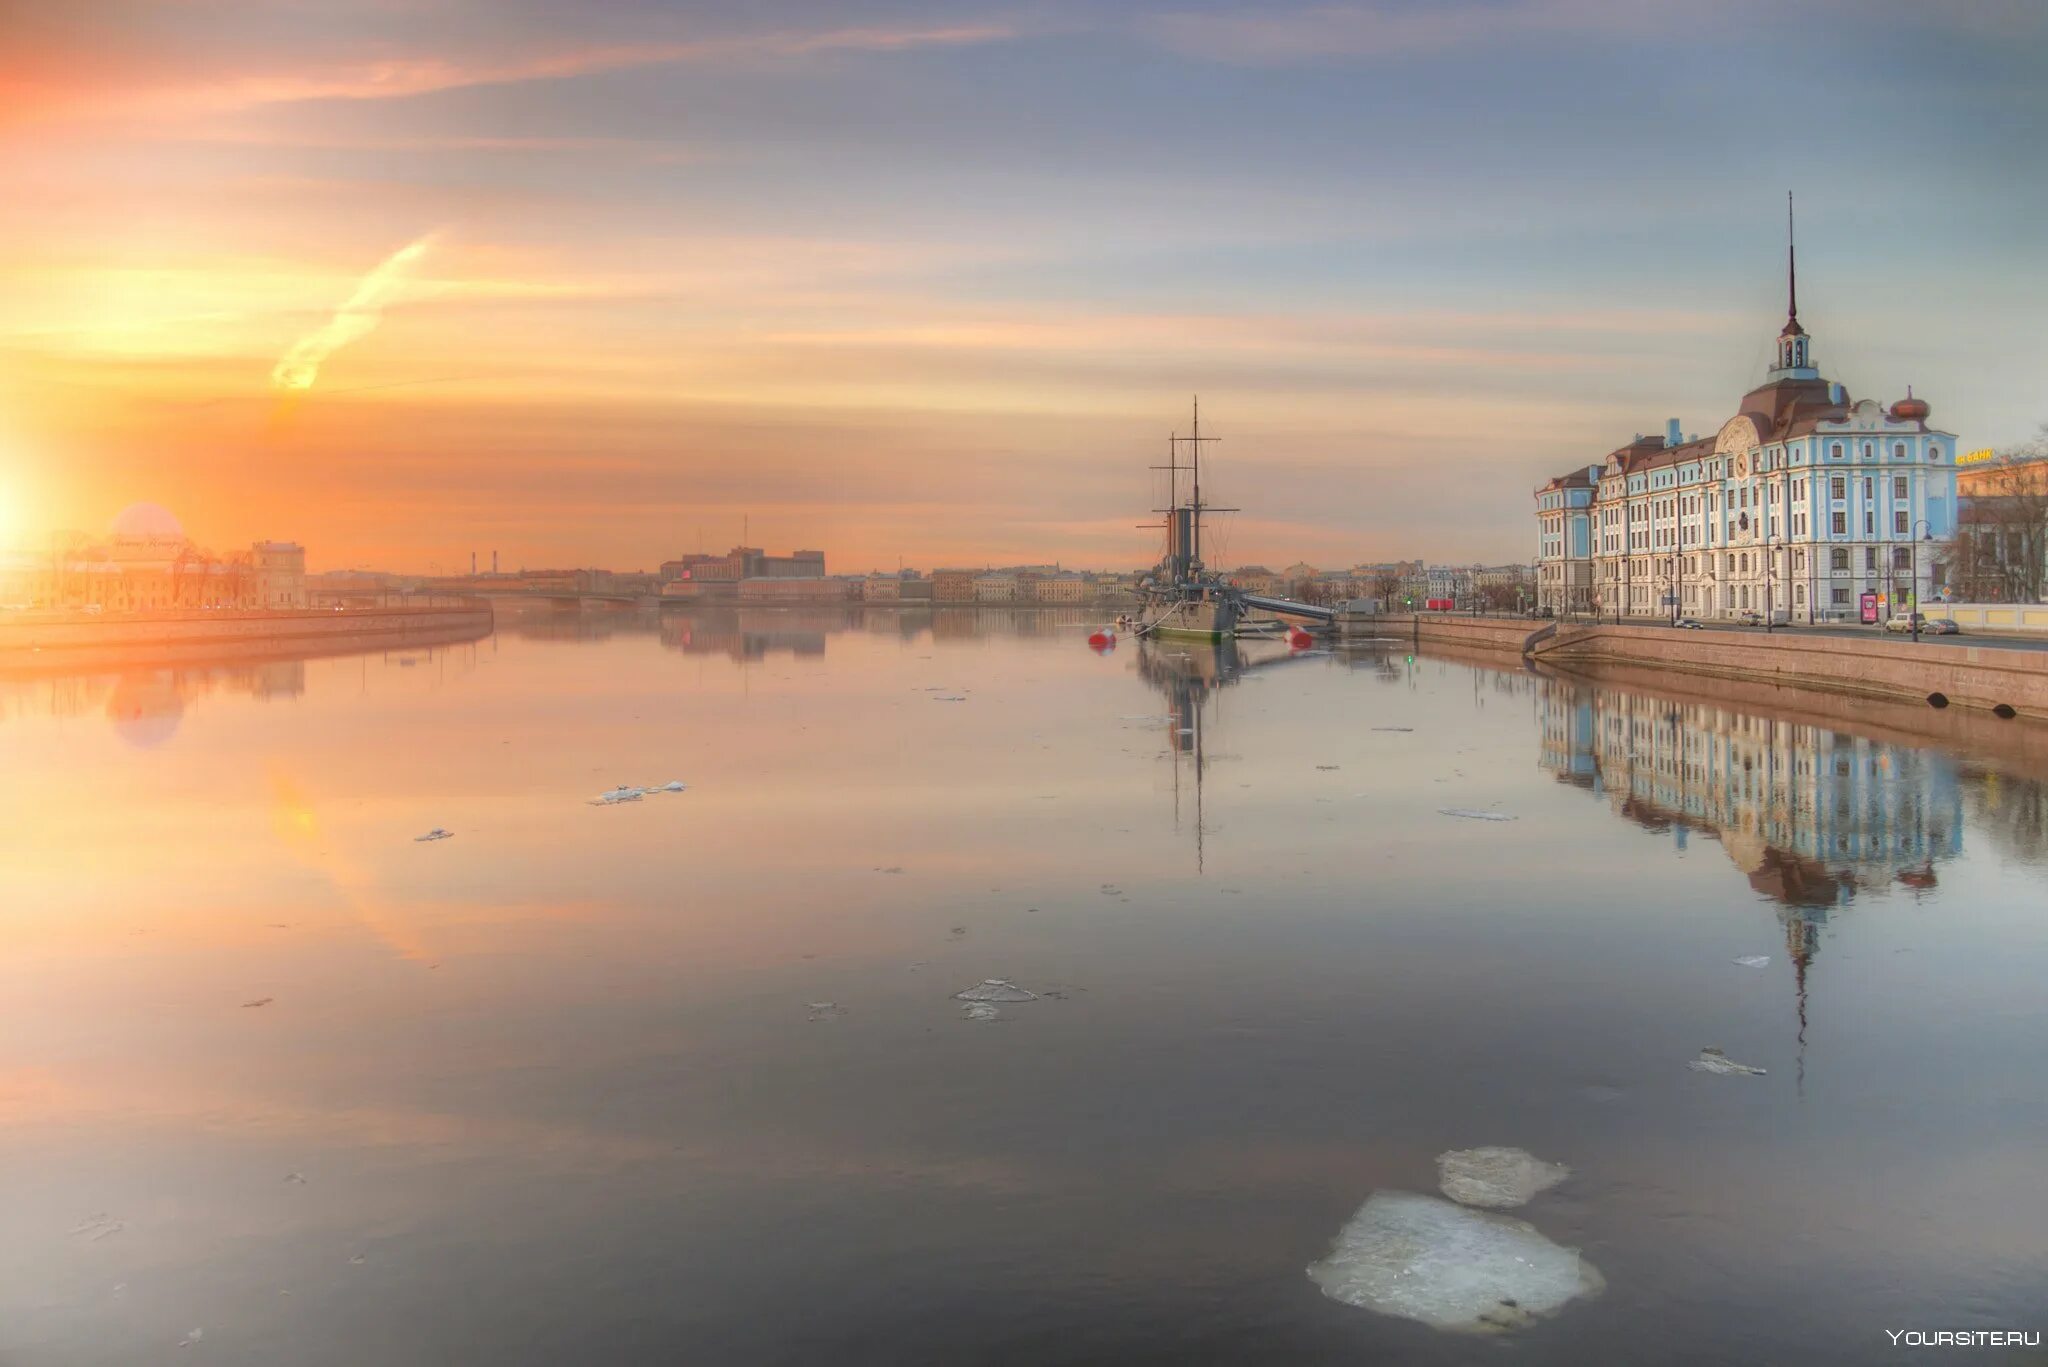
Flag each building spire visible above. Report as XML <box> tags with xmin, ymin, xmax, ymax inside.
<box><xmin>1770</xmin><ymin>190</ymin><xmax>1814</xmax><ymax>376</ymax></box>
<box><xmin>1785</xmin><ymin>191</ymin><xmax>1799</xmax><ymax>331</ymax></box>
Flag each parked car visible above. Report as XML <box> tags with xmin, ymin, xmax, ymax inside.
<box><xmin>1737</xmin><ymin>610</ymin><xmax>1764</xmax><ymax>626</ymax></box>
<box><xmin>1887</xmin><ymin>612</ymin><xmax>1958</xmax><ymax>634</ymax></box>
<box><xmin>1673</xmin><ymin>617</ymin><xmax>1705</xmax><ymax>630</ymax></box>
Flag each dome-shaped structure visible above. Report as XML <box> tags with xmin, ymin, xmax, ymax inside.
<box><xmin>1889</xmin><ymin>387</ymin><xmax>1931</xmax><ymax>422</ymax></box>
<box><xmin>110</xmin><ymin>502</ymin><xmax>185</xmax><ymax>541</ymax></box>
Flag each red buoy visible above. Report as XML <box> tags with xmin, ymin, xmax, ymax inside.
<box><xmin>1088</xmin><ymin>629</ymin><xmax>1116</xmax><ymax>650</ymax></box>
<box><xmin>1288</xmin><ymin>629</ymin><xmax>1313</xmax><ymax>650</ymax></box>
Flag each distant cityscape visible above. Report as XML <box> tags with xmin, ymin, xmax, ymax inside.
<box><xmin>348</xmin><ymin>548</ymin><xmax>1535</xmax><ymax>610</ymax></box>
<box><xmin>2</xmin><ymin>501</ymin><xmax>1542</xmax><ymax>615</ymax></box>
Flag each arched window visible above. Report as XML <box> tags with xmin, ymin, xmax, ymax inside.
<box><xmin>1930</xmin><ymin>446</ymin><xmax>1944</xmax><ymax>460</ymax></box>
<box><xmin>1831</xmin><ymin>442</ymin><xmax>1843</xmax><ymax>459</ymax></box>
<box><xmin>1894</xmin><ymin>442</ymin><xmax>1906</xmax><ymax>460</ymax></box>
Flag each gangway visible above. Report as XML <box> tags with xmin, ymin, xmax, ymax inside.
<box><xmin>1238</xmin><ymin>592</ymin><xmax>1336</xmax><ymax>623</ymax></box>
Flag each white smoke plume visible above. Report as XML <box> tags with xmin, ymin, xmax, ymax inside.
<box><xmin>271</xmin><ymin>234</ymin><xmax>437</xmax><ymax>391</ymax></box>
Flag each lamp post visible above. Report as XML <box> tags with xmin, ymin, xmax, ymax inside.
<box><xmin>1765</xmin><ymin>533</ymin><xmax>1777</xmax><ymax>633</ymax></box>
<box><xmin>1911</xmin><ymin>519</ymin><xmax>1934</xmax><ymax>643</ymax></box>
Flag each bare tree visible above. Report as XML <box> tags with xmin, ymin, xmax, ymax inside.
<box><xmin>1370</xmin><ymin>569</ymin><xmax>1401</xmax><ymax>608</ymax></box>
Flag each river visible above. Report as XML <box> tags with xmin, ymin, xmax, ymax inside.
<box><xmin>3</xmin><ymin>605</ymin><xmax>2043</xmax><ymax>1364</ymax></box>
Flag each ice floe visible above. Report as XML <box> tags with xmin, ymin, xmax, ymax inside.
<box><xmin>1733</xmin><ymin>955</ymin><xmax>1771</xmax><ymax>968</ymax></box>
<box><xmin>961</xmin><ymin>1003</ymin><xmax>1002</xmax><ymax>1022</ymax></box>
<box><xmin>1439</xmin><ymin>808</ymin><xmax>1515</xmax><ymax>822</ymax></box>
<box><xmin>413</xmin><ymin>828</ymin><xmax>454</xmax><ymax>842</ymax></box>
<box><xmin>806</xmin><ymin>1001</ymin><xmax>845</xmax><ymax>1021</ymax></box>
<box><xmin>953</xmin><ymin>978</ymin><xmax>1037</xmax><ymax>1003</ymax></box>
<box><xmin>1688</xmin><ymin>1047</ymin><xmax>1766</xmax><ymax>1076</ymax></box>
<box><xmin>590</xmin><ymin>781</ymin><xmax>688</xmax><ymax>806</ymax></box>
<box><xmin>1437</xmin><ymin>1147</ymin><xmax>1570</xmax><ymax>1209</ymax></box>
<box><xmin>1307</xmin><ymin>1190</ymin><xmax>1604</xmax><ymax>1334</ymax></box>
<box><xmin>1371</xmin><ymin>726</ymin><xmax>1414</xmax><ymax>732</ymax></box>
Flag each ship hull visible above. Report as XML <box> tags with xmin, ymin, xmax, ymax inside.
<box><xmin>1139</xmin><ymin>595</ymin><xmax>1237</xmax><ymax>642</ymax></box>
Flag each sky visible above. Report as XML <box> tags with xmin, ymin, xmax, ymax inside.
<box><xmin>2</xmin><ymin>0</ymin><xmax>2045</xmax><ymax>573</ymax></box>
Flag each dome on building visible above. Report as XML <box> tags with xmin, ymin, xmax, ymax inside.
<box><xmin>110</xmin><ymin>502</ymin><xmax>185</xmax><ymax>541</ymax></box>
<box><xmin>1889</xmin><ymin>389</ymin><xmax>1931</xmax><ymax>422</ymax></box>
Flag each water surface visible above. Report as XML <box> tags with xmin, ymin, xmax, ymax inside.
<box><xmin>4</xmin><ymin>606</ymin><xmax>2044</xmax><ymax>1364</ymax></box>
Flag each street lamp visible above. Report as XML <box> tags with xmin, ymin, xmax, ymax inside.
<box><xmin>1910</xmin><ymin>519</ymin><xmax>1935</xmax><ymax>643</ymax></box>
<box><xmin>1764</xmin><ymin>532</ymin><xmax>1776</xmax><ymax>633</ymax></box>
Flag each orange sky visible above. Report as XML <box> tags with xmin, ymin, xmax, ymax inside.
<box><xmin>4</xmin><ymin>2</ymin><xmax>2044</xmax><ymax>572</ymax></box>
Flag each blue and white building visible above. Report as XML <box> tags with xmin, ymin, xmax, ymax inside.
<box><xmin>1537</xmin><ymin>241</ymin><xmax>1960</xmax><ymax>621</ymax></box>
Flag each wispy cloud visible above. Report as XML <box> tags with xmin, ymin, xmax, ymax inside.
<box><xmin>1140</xmin><ymin>0</ymin><xmax>1675</xmax><ymax>63</ymax></box>
<box><xmin>9</xmin><ymin>23</ymin><xmax>1017</xmax><ymax>127</ymax></box>
<box><xmin>272</xmin><ymin>234</ymin><xmax>438</xmax><ymax>392</ymax></box>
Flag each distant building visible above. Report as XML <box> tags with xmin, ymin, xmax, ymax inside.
<box><xmin>4</xmin><ymin>503</ymin><xmax>308</xmax><ymax>613</ymax></box>
<box><xmin>737</xmin><ymin>577</ymin><xmax>853</xmax><ymax>601</ymax></box>
<box><xmin>1035</xmin><ymin>573</ymin><xmax>1089</xmax><ymax>603</ymax></box>
<box><xmin>972</xmin><ymin>572</ymin><xmax>1020</xmax><ymax>603</ymax></box>
<box><xmin>931</xmin><ymin>570</ymin><xmax>977</xmax><ymax>603</ymax></box>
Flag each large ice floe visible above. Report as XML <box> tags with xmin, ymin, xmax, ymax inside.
<box><xmin>1436</xmin><ymin>1146</ymin><xmax>1571</xmax><ymax>1209</ymax></box>
<box><xmin>1307</xmin><ymin>1190</ymin><xmax>1604</xmax><ymax>1334</ymax></box>
<box><xmin>953</xmin><ymin>978</ymin><xmax>1038</xmax><ymax>1003</ymax></box>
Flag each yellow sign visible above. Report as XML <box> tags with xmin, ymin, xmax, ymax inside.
<box><xmin>1959</xmin><ymin>448</ymin><xmax>1996</xmax><ymax>466</ymax></box>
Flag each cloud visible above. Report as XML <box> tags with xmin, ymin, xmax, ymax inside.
<box><xmin>1139</xmin><ymin>0</ymin><xmax>1679</xmax><ymax>63</ymax></box>
<box><xmin>7</xmin><ymin>22</ymin><xmax>1017</xmax><ymax>127</ymax></box>
<box><xmin>271</xmin><ymin>234</ymin><xmax>438</xmax><ymax>392</ymax></box>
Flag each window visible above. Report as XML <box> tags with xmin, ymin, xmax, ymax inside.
<box><xmin>1894</xmin><ymin>442</ymin><xmax>1907</xmax><ymax>460</ymax></box>
<box><xmin>1862</xmin><ymin>442</ymin><xmax>1874</xmax><ymax>460</ymax></box>
<box><xmin>1894</xmin><ymin>510</ymin><xmax>1908</xmax><ymax>534</ymax></box>
<box><xmin>1893</xmin><ymin>547</ymin><xmax>1911</xmax><ymax>570</ymax></box>
<box><xmin>1865</xmin><ymin>547</ymin><xmax>1878</xmax><ymax>571</ymax></box>
<box><xmin>1831</xmin><ymin>477</ymin><xmax>1846</xmax><ymax>500</ymax></box>
<box><xmin>1796</xmin><ymin>584</ymin><xmax>1806</xmax><ymax>604</ymax></box>
<box><xmin>1893</xmin><ymin>476</ymin><xmax>1908</xmax><ymax>500</ymax></box>
<box><xmin>1831</xmin><ymin>443</ymin><xmax>1843</xmax><ymax>460</ymax></box>
<box><xmin>1931</xmin><ymin>446</ymin><xmax>1944</xmax><ymax>460</ymax></box>
<box><xmin>1831</xmin><ymin>512</ymin><xmax>1847</xmax><ymax>535</ymax></box>
<box><xmin>1832</xmin><ymin>587</ymin><xmax>1850</xmax><ymax>606</ymax></box>
<box><xmin>1794</xmin><ymin>550</ymin><xmax>1806</xmax><ymax>571</ymax></box>
<box><xmin>1831</xmin><ymin>548</ymin><xmax>1850</xmax><ymax>571</ymax></box>
<box><xmin>1863</xmin><ymin>477</ymin><xmax>1873</xmax><ymax>498</ymax></box>
<box><xmin>1865</xmin><ymin>511</ymin><xmax>1875</xmax><ymax>535</ymax></box>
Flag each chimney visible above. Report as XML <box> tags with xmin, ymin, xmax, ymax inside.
<box><xmin>1666</xmin><ymin>418</ymin><xmax>1682</xmax><ymax>447</ymax></box>
<box><xmin>492</xmin><ymin>550</ymin><xmax>499</xmax><ymax>575</ymax></box>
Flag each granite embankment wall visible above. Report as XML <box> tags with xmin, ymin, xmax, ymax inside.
<box><xmin>0</xmin><ymin>605</ymin><xmax>495</xmax><ymax>658</ymax></box>
<box><xmin>1361</xmin><ymin>615</ymin><xmax>2048</xmax><ymax>719</ymax></box>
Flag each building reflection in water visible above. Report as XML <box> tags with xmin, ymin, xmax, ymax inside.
<box><xmin>0</xmin><ymin>660</ymin><xmax>308</xmax><ymax>748</ymax></box>
<box><xmin>0</xmin><ymin>629</ymin><xmax>487</xmax><ymax>745</ymax></box>
<box><xmin>1537</xmin><ymin>674</ymin><xmax>1968</xmax><ymax>1091</ymax></box>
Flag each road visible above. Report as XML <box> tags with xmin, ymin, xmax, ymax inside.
<box><xmin>1629</xmin><ymin>620</ymin><xmax>2048</xmax><ymax>654</ymax></box>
